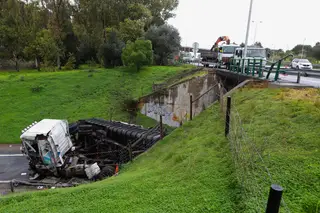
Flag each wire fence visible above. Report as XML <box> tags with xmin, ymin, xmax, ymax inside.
<box><xmin>221</xmin><ymin>91</ymin><xmax>291</xmax><ymax>212</ymax></box>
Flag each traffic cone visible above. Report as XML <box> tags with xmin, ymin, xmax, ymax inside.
<box><xmin>115</xmin><ymin>164</ymin><xmax>119</xmax><ymax>176</ymax></box>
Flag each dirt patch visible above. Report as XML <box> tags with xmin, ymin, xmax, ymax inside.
<box><xmin>276</xmin><ymin>88</ymin><xmax>320</xmax><ymax>103</ymax></box>
<box><xmin>244</xmin><ymin>80</ymin><xmax>269</xmax><ymax>89</ymax></box>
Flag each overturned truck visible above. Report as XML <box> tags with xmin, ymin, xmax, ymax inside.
<box><xmin>20</xmin><ymin>118</ymin><xmax>162</xmax><ymax>180</ymax></box>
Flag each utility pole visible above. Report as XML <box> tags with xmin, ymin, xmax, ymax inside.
<box><xmin>301</xmin><ymin>38</ymin><xmax>306</xmax><ymax>59</ymax></box>
<box><xmin>244</xmin><ymin>0</ymin><xmax>254</xmax><ymax>59</ymax></box>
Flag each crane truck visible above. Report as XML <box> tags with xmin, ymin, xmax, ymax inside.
<box><xmin>201</xmin><ymin>36</ymin><xmax>239</xmax><ymax>68</ymax></box>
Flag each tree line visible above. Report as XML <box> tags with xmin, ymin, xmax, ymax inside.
<box><xmin>0</xmin><ymin>0</ymin><xmax>181</xmax><ymax>71</ymax></box>
<box><xmin>250</xmin><ymin>42</ymin><xmax>320</xmax><ymax>62</ymax></box>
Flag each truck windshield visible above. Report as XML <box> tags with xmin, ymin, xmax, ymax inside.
<box><xmin>222</xmin><ymin>46</ymin><xmax>237</xmax><ymax>54</ymax></box>
<box><xmin>247</xmin><ymin>49</ymin><xmax>266</xmax><ymax>58</ymax></box>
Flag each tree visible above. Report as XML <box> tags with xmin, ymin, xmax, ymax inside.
<box><xmin>312</xmin><ymin>43</ymin><xmax>320</xmax><ymax>60</ymax></box>
<box><xmin>98</xmin><ymin>30</ymin><xmax>125</xmax><ymax>67</ymax></box>
<box><xmin>119</xmin><ymin>19</ymin><xmax>145</xmax><ymax>43</ymax></box>
<box><xmin>292</xmin><ymin>44</ymin><xmax>313</xmax><ymax>57</ymax></box>
<box><xmin>141</xmin><ymin>0</ymin><xmax>179</xmax><ymax>26</ymax></box>
<box><xmin>24</xmin><ymin>29</ymin><xmax>59</xmax><ymax>68</ymax></box>
<box><xmin>0</xmin><ymin>0</ymin><xmax>30</xmax><ymax>71</ymax></box>
<box><xmin>145</xmin><ymin>24</ymin><xmax>181</xmax><ymax>65</ymax></box>
<box><xmin>253</xmin><ymin>41</ymin><xmax>263</xmax><ymax>48</ymax></box>
<box><xmin>240</xmin><ymin>43</ymin><xmax>245</xmax><ymax>47</ymax></box>
<box><xmin>122</xmin><ymin>39</ymin><xmax>153</xmax><ymax>71</ymax></box>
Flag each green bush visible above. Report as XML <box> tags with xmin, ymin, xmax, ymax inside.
<box><xmin>122</xmin><ymin>39</ymin><xmax>153</xmax><ymax>71</ymax></box>
<box><xmin>64</xmin><ymin>54</ymin><xmax>76</xmax><ymax>70</ymax></box>
<box><xmin>30</xmin><ymin>85</ymin><xmax>44</xmax><ymax>93</ymax></box>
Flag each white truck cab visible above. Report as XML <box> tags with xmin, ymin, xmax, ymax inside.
<box><xmin>233</xmin><ymin>47</ymin><xmax>268</xmax><ymax>68</ymax></box>
<box><xmin>217</xmin><ymin>44</ymin><xmax>240</xmax><ymax>67</ymax></box>
<box><xmin>20</xmin><ymin>119</ymin><xmax>73</xmax><ymax>176</ymax></box>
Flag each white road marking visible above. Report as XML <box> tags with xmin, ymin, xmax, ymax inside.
<box><xmin>0</xmin><ymin>154</ymin><xmax>24</xmax><ymax>157</ymax></box>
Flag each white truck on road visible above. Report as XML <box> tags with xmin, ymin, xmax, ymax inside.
<box><xmin>232</xmin><ymin>47</ymin><xmax>268</xmax><ymax>69</ymax></box>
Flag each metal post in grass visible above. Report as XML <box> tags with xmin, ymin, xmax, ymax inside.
<box><xmin>274</xmin><ymin>60</ymin><xmax>282</xmax><ymax>81</ymax></box>
<box><xmin>266</xmin><ymin>184</ymin><xmax>283</xmax><ymax>213</ymax></box>
<box><xmin>259</xmin><ymin>59</ymin><xmax>263</xmax><ymax>77</ymax></box>
<box><xmin>225</xmin><ymin>96</ymin><xmax>231</xmax><ymax>137</ymax></box>
<box><xmin>128</xmin><ymin>141</ymin><xmax>133</xmax><ymax>162</ymax></box>
<box><xmin>297</xmin><ymin>72</ymin><xmax>301</xmax><ymax>84</ymax></box>
<box><xmin>252</xmin><ymin>58</ymin><xmax>256</xmax><ymax>76</ymax></box>
<box><xmin>160</xmin><ymin>115</ymin><xmax>163</xmax><ymax>139</ymax></box>
<box><xmin>190</xmin><ymin>95</ymin><xmax>193</xmax><ymax>121</ymax></box>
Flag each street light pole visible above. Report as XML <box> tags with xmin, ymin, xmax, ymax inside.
<box><xmin>244</xmin><ymin>0</ymin><xmax>254</xmax><ymax>59</ymax></box>
<box><xmin>301</xmin><ymin>38</ymin><xmax>306</xmax><ymax>59</ymax></box>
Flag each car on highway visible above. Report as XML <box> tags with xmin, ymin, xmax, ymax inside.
<box><xmin>290</xmin><ymin>59</ymin><xmax>313</xmax><ymax>70</ymax></box>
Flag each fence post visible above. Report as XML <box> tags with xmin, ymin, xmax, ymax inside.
<box><xmin>266</xmin><ymin>184</ymin><xmax>283</xmax><ymax>213</ymax></box>
<box><xmin>259</xmin><ymin>59</ymin><xmax>263</xmax><ymax>77</ymax></box>
<box><xmin>274</xmin><ymin>60</ymin><xmax>282</xmax><ymax>81</ymax></box>
<box><xmin>297</xmin><ymin>72</ymin><xmax>301</xmax><ymax>83</ymax></box>
<box><xmin>128</xmin><ymin>141</ymin><xmax>133</xmax><ymax>162</ymax></box>
<box><xmin>160</xmin><ymin>115</ymin><xmax>163</xmax><ymax>139</ymax></box>
<box><xmin>190</xmin><ymin>95</ymin><xmax>193</xmax><ymax>121</ymax></box>
<box><xmin>225</xmin><ymin>96</ymin><xmax>231</xmax><ymax>137</ymax></box>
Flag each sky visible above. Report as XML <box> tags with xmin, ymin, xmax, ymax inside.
<box><xmin>168</xmin><ymin>0</ymin><xmax>320</xmax><ymax>50</ymax></box>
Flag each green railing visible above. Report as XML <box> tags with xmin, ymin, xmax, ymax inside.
<box><xmin>228</xmin><ymin>58</ymin><xmax>265</xmax><ymax>78</ymax></box>
<box><xmin>228</xmin><ymin>54</ymin><xmax>294</xmax><ymax>81</ymax></box>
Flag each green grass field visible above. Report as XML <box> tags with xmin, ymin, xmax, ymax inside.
<box><xmin>0</xmin><ymin>66</ymin><xmax>191</xmax><ymax>143</ymax></box>
<box><xmin>1</xmin><ymin>87</ymin><xmax>319</xmax><ymax>212</ymax></box>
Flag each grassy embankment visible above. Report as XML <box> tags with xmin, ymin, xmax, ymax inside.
<box><xmin>0</xmin><ymin>65</ymin><xmax>193</xmax><ymax>143</ymax></box>
<box><xmin>0</xmin><ymin>86</ymin><xmax>319</xmax><ymax>212</ymax></box>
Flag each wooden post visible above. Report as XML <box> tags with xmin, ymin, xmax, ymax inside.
<box><xmin>190</xmin><ymin>95</ymin><xmax>193</xmax><ymax>121</ymax></box>
<box><xmin>128</xmin><ymin>141</ymin><xmax>133</xmax><ymax>162</ymax></box>
<box><xmin>225</xmin><ymin>96</ymin><xmax>231</xmax><ymax>137</ymax></box>
<box><xmin>160</xmin><ymin>115</ymin><xmax>163</xmax><ymax>139</ymax></box>
<box><xmin>266</xmin><ymin>184</ymin><xmax>283</xmax><ymax>213</ymax></box>
<box><xmin>297</xmin><ymin>72</ymin><xmax>301</xmax><ymax>84</ymax></box>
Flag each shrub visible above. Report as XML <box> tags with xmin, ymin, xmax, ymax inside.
<box><xmin>122</xmin><ymin>39</ymin><xmax>153</xmax><ymax>71</ymax></box>
<box><xmin>31</xmin><ymin>85</ymin><xmax>44</xmax><ymax>93</ymax></box>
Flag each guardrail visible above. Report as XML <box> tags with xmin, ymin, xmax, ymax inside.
<box><xmin>228</xmin><ymin>54</ymin><xmax>294</xmax><ymax>81</ymax></box>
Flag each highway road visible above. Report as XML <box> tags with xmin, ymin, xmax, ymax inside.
<box><xmin>0</xmin><ymin>144</ymin><xmax>29</xmax><ymax>181</ymax></box>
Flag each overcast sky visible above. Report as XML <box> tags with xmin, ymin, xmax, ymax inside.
<box><xmin>168</xmin><ymin>0</ymin><xmax>320</xmax><ymax>50</ymax></box>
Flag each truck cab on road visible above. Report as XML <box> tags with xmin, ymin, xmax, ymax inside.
<box><xmin>232</xmin><ymin>47</ymin><xmax>268</xmax><ymax>69</ymax></box>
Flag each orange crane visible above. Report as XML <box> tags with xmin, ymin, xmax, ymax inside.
<box><xmin>210</xmin><ymin>36</ymin><xmax>231</xmax><ymax>51</ymax></box>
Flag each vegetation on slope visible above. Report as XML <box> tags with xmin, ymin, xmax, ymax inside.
<box><xmin>228</xmin><ymin>87</ymin><xmax>320</xmax><ymax>212</ymax></box>
<box><xmin>0</xmin><ymin>85</ymin><xmax>318</xmax><ymax>213</ymax></box>
<box><xmin>0</xmin><ymin>104</ymin><xmax>236</xmax><ymax>213</ymax></box>
<box><xmin>0</xmin><ymin>66</ymin><xmax>191</xmax><ymax>143</ymax></box>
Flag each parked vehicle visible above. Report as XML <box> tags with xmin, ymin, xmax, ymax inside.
<box><xmin>290</xmin><ymin>59</ymin><xmax>313</xmax><ymax>70</ymax></box>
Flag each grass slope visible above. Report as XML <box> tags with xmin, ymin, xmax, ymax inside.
<box><xmin>0</xmin><ymin>66</ymin><xmax>190</xmax><ymax>143</ymax></box>
<box><xmin>1</xmin><ymin>86</ymin><xmax>319</xmax><ymax>212</ymax></box>
<box><xmin>0</xmin><ymin>104</ymin><xmax>236</xmax><ymax>213</ymax></box>
<box><xmin>229</xmin><ymin>87</ymin><xmax>320</xmax><ymax>212</ymax></box>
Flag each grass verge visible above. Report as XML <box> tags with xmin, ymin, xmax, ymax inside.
<box><xmin>0</xmin><ymin>104</ymin><xmax>236</xmax><ymax>213</ymax></box>
<box><xmin>0</xmin><ymin>66</ymin><xmax>190</xmax><ymax>143</ymax></box>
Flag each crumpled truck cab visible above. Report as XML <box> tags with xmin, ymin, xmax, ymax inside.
<box><xmin>20</xmin><ymin>119</ymin><xmax>73</xmax><ymax>178</ymax></box>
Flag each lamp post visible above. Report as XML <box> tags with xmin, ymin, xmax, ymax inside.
<box><xmin>244</xmin><ymin>0</ymin><xmax>254</xmax><ymax>59</ymax></box>
<box><xmin>301</xmin><ymin>38</ymin><xmax>306</xmax><ymax>59</ymax></box>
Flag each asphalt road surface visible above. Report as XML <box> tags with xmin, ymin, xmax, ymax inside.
<box><xmin>0</xmin><ymin>144</ymin><xmax>29</xmax><ymax>181</ymax></box>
